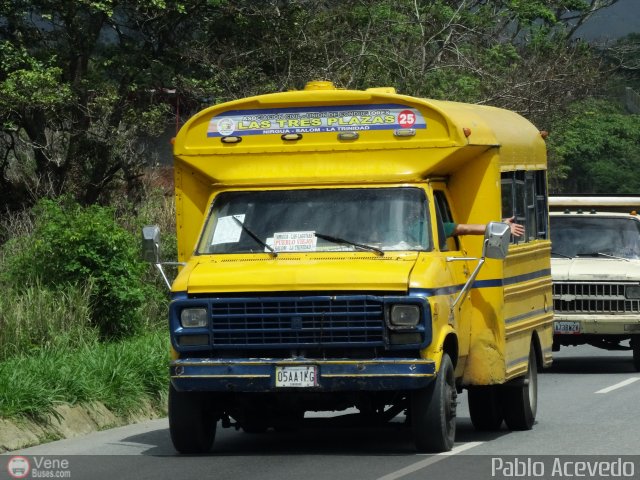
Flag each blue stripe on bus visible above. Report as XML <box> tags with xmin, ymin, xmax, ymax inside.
<box><xmin>409</xmin><ymin>268</ymin><xmax>551</xmax><ymax>298</ymax></box>
<box><xmin>505</xmin><ymin>307</ymin><xmax>549</xmax><ymax>325</ymax></box>
<box><xmin>503</xmin><ymin>268</ymin><xmax>551</xmax><ymax>286</ymax></box>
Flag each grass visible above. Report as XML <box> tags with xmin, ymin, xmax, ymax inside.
<box><xmin>0</xmin><ymin>255</ymin><xmax>170</xmax><ymax>422</ymax></box>
<box><xmin>0</xmin><ymin>178</ymin><xmax>175</xmax><ymax>421</ymax></box>
<box><xmin>0</xmin><ymin>330</ymin><xmax>169</xmax><ymax>419</ymax></box>
<box><xmin>0</xmin><ymin>283</ymin><xmax>97</xmax><ymax>361</ymax></box>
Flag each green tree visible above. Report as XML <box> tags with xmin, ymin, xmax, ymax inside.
<box><xmin>605</xmin><ymin>33</ymin><xmax>640</xmax><ymax>91</ymax></box>
<box><xmin>0</xmin><ymin>0</ymin><xmax>623</xmax><ymax>210</ymax></box>
<box><xmin>0</xmin><ymin>0</ymin><xmax>191</xmax><ymax>208</ymax></box>
<box><xmin>547</xmin><ymin>98</ymin><xmax>640</xmax><ymax>193</ymax></box>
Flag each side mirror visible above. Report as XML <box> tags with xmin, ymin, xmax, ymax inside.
<box><xmin>142</xmin><ymin>225</ymin><xmax>161</xmax><ymax>263</ymax></box>
<box><xmin>483</xmin><ymin>221</ymin><xmax>510</xmax><ymax>259</ymax></box>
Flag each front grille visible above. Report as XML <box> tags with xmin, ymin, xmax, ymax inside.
<box><xmin>553</xmin><ymin>282</ymin><xmax>640</xmax><ymax>314</ymax></box>
<box><xmin>210</xmin><ymin>296</ymin><xmax>385</xmax><ymax>347</ymax></box>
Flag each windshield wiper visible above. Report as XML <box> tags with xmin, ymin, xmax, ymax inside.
<box><xmin>576</xmin><ymin>251</ymin><xmax>628</xmax><ymax>261</ymax></box>
<box><xmin>231</xmin><ymin>215</ymin><xmax>277</xmax><ymax>257</ymax></box>
<box><xmin>315</xmin><ymin>232</ymin><xmax>384</xmax><ymax>256</ymax></box>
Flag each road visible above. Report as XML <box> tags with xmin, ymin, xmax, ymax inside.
<box><xmin>3</xmin><ymin>344</ymin><xmax>640</xmax><ymax>480</ymax></box>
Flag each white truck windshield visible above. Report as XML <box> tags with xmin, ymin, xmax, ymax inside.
<box><xmin>197</xmin><ymin>187</ymin><xmax>431</xmax><ymax>254</ymax></box>
<box><xmin>550</xmin><ymin>216</ymin><xmax>640</xmax><ymax>259</ymax></box>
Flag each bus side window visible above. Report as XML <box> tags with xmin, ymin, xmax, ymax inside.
<box><xmin>502</xmin><ymin>170</ymin><xmax>548</xmax><ymax>243</ymax></box>
<box><xmin>434</xmin><ymin>191</ymin><xmax>459</xmax><ymax>252</ymax></box>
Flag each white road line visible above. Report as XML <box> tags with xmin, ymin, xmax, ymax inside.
<box><xmin>375</xmin><ymin>441</ymin><xmax>483</xmax><ymax>480</ymax></box>
<box><xmin>595</xmin><ymin>377</ymin><xmax>640</xmax><ymax>394</ymax></box>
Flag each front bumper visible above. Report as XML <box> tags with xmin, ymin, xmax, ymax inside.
<box><xmin>170</xmin><ymin>358</ymin><xmax>436</xmax><ymax>392</ymax></box>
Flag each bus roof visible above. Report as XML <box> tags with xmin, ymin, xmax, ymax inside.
<box><xmin>173</xmin><ymin>81</ymin><xmax>546</xmax><ymax>183</ymax></box>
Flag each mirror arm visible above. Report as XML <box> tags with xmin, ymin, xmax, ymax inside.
<box><xmin>155</xmin><ymin>262</ymin><xmax>187</xmax><ymax>290</ymax></box>
<box><xmin>155</xmin><ymin>263</ymin><xmax>172</xmax><ymax>290</ymax></box>
<box><xmin>449</xmin><ymin>238</ymin><xmax>489</xmax><ymax>318</ymax></box>
<box><xmin>450</xmin><ymin>257</ymin><xmax>485</xmax><ymax>315</ymax></box>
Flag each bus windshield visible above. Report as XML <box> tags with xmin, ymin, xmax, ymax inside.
<box><xmin>197</xmin><ymin>187</ymin><xmax>431</xmax><ymax>255</ymax></box>
<box><xmin>550</xmin><ymin>216</ymin><xmax>640</xmax><ymax>259</ymax></box>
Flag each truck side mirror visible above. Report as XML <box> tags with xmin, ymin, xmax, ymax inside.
<box><xmin>483</xmin><ymin>221</ymin><xmax>510</xmax><ymax>259</ymax></box>
<box><xmin>142</xmin><ymin>225</ymin><xmax>161</xmax><ymax>264</ymax></box>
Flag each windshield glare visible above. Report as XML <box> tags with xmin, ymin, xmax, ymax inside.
<box><xmin>550</xmin><ymin>216</ymin><xmax>640</xmax><ymax>259</ymax></box>
<box><xmin>197</xmin><ymin>187</ymin><xmax>431</xmax><ymax>254</ymax></box>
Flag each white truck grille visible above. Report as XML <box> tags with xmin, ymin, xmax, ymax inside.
<box><xmin>553</xmin><ymin>282</ymin><xmax>640</xmax><ymax>314</ymax></box>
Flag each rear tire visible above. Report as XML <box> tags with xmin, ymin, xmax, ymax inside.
<box><xmin>411</xmin><ymin>353</ymin><xmax>456</xmax><ymax>452</ymax></box>
<box><xmin>468</xmin><ymin>385</ymin><xmax>503</xmax><ymax>431</ymax></box>
<box><xmin>502</xmin><ymin>344</ymin><xmax>537</xmax><ymax>430</ymax></box>
<box><xmin>169</xmin><ymin>384</ymin><xmax>217</xmax><ymax>454</ymax></box>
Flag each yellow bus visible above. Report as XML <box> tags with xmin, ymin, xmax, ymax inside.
<box><xmin>143</xmin><ymin>80</ymin><xmax>553</xmax><ymax>453</ymax></box>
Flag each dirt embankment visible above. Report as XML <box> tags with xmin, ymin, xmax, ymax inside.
<box><xmin>0</xmin><ymin>401</ymin><xmax>166</xmax><ymax>453</ymax></box>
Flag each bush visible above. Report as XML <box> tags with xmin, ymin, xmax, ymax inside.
<box><xmin>2</xmin><ymin>198</ymin><xmax>152</xmax><ymax>339</ymax></box>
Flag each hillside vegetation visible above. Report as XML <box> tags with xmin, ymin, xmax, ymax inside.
<box><xmin>0</xmin><ymin>0</ymin><xmax>639</xmax><ymax>421</ymax></box>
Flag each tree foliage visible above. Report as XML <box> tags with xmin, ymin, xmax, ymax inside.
<box><xmin>0</xmin><ymin>0</ymin><xmax>631</xmax><ymax>207</ymax></box>
<box><xmin>547</xmin><ymin>98</ymin><xmax>640</xmax><ymax>193</ymax></box>
<box><xmin>605</xmin><ymin>33</ymin><xmax>640</xmax><ymax>91</ymax></box>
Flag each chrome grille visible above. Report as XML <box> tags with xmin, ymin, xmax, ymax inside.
<box><xmin>553</xmin><ymin>282</ymin><xmax>640</xmax><ymax>313</ymax></box>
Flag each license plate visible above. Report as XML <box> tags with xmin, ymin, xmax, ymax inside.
<box><xmin>554</xmin><ymin>321</ymin><xmax>581</xmax><ymax>334</ymax></box>
<box><xmin>275</xmin><ymin>366</ymin><xmax>317</xmax><ymax>387</ymax></box>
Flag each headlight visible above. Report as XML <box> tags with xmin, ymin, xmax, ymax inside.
<box><xmin>181</xmin><ymin>308</ymin><xmax>208</xmax><ymax>328</ymax></box>
<box><xmin>390</xmin><ymin>305</ymin><xmax>420</xmax><ymax>328</ymax></box>
<box><xmin>625</xmin><ymin>285</ymin><xmax>640</xmax><ymax>299</ymax></box>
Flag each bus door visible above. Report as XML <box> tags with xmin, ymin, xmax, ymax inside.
<box><xmin>433</xmin><ymin>188</ymin><xmax>472</xmax><ymax>370</ymax></box>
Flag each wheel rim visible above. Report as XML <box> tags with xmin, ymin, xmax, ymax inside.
<box><xmin>444</xmin><ymin>367</ymin><xmax>457</xmax><ymax>435</ymax></box>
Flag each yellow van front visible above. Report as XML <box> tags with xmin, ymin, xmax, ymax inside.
<box><xmin>169</xmin><ymin>184</ymin><xmax>439</xmax><ymax>393</ymax></box>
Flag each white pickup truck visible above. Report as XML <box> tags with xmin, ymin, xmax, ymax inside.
<box><xmin>550</xmin><ymin>196</ymin><xmax>640</xmax><ymax>371</ymax></box>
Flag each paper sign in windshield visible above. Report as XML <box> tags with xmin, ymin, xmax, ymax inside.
<box><xmin>207</xmin><ymin>104</ymin><xmax>426</xmax><ymax>137</ymax></box>
<box><xmin>266</xmin><ymin>231</ymin><xmax>317</xmax><ymax>252</ymax></box>
<box><xmin>211</xmin><ymin>214</ymin><xmax>245</xmax><ymax>245</ymax></box>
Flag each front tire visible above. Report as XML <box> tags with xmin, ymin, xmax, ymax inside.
<box><xmin>169</xmin><ymin>384</ymin><xmax>217</xmax><ymax>454</ymax></box>
<box><xmin>502</xmin><ymin>344</ymin><xmax>537</xmax><ymax>430</ymax></box>
<box><xmin>411</xmin><ymin>353</ymin><xmax>457</xmax><ymax>452</ymax></box>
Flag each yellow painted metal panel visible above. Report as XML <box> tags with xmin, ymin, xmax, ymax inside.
<box><xmin>185</xmin><ymin>254</ymin><xmax>416</xmax><ymax>293</ymax></box>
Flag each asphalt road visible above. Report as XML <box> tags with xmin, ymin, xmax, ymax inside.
<box><xmin>4</xmin><ymin>344</ymin><xmax>640</xmax><ymax>480</ymax></box>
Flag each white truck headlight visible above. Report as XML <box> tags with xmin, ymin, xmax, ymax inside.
<box><xmin>625</xmin><ymin>285</ymin><xmax>640</xmax><ymax>299</ymax></box>
<box><xmin>181</xmin><ymin>308</ymin><xmax>208</xmax><ymax>328</ymax></box>
<box><xmin>390</xmin><ymin>305</ymin><xmax>420</xmax><ymax>328</ymax></box>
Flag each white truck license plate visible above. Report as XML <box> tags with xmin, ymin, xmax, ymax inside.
<box><xmin>554</xmin><ymin>321</ymin><xmax>580</xmax><ymax>334</ymax></box>
<box><xmin>275</xmin><ymin>366</ymin><xmax>317</xmax><ymax>387</ymax></box>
